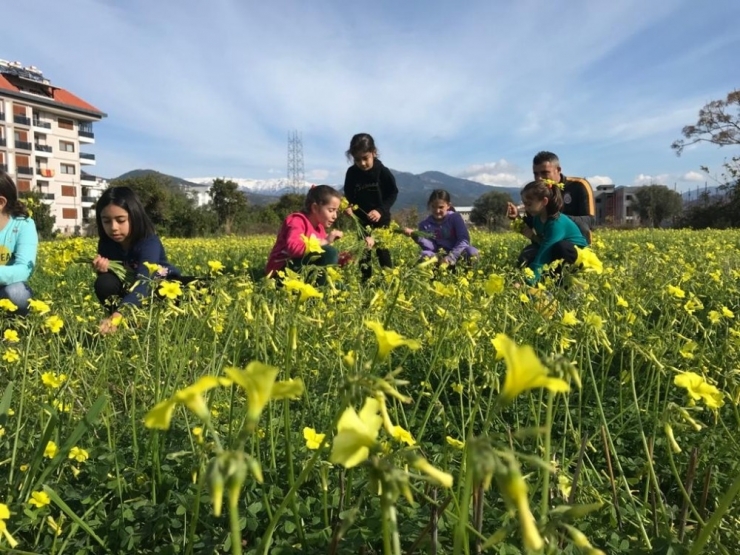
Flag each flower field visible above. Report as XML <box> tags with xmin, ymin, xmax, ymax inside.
<box><xmin>1</xmin><ymin>229</ymin><xmax>740</xmax><ymax>554</ymax></box>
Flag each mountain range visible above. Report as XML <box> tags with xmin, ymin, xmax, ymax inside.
<box><xmin>114</xmin><ymin>169</ymin><xmax>521</xmax><ymax>209</ymax></box>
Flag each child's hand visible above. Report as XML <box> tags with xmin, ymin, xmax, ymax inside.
<box><xmin>364</xmin><ymin>236</ymin><xmax>376</xmax><ymax>249</ymax></box>
<box><xmin>344</xmin><ymin>207</ymin><xmax>354</xmax><ymax>217</ymax></box>
<box><xmin>403</xmin><ymin>227</ymin><xmax>414</xmax><ymax>236</ymax></box>
<box><xmin>99</xmin><ymin>314</ymin><xmax>121</xmax><ymax>335</ymax></box>
<box><xmin>328</xmin><ymin>230</ymin><xmax>344</xmax><ymax>243</ymax></box>
<box><xmin>92</xmin><ymin>255</ymin><xmax>109</xmax><ymax>273</ymax></box>
<box><xmin>522</xmin><ymin>227</ymin><xmax>534</xmax><ymax>240</ymax></box>
<box><xmin>367</xmin><ymin>210</ymin><xmax>381</xmax><ymax>222</ymax></box>
<box><xmin>506</xmin><ymin>202</ymin><xmax>519</xmax><ymax>220</ymax></box>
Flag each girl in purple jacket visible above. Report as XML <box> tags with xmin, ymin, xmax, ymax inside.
<box><xmin>406</xmin><ymin>189</ymin><xmax>479</xmax><ymax>265</ymax></box>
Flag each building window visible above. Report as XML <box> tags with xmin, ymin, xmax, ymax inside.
<box><xmin>61</xmin><ymin>185</ymin><xmax>76</xmax><ymax>197</ymax></box>
<box><xmin>61</xmin><ymin>163</ymin><xmax>76</xmax><ymax>175</ymax></box>
<box><xmin>59</xmin><ymin>140</ymin><xmax>75</xmax><ymax>152</ymax></box>
<box><xmin>58</xmin><ymin>118</ymin><xmax>74</xmax><ymax>130</ymax></box>
<box><xmin>62</xmin><ymin>208</ymin><xmax>78</xmax><ymax>220</ymax></box>
<box><xmin>17</xmin><ymin>179</ymin><xmax>31</xmax><ymax>192</ymax></box>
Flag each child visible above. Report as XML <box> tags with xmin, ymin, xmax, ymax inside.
<box><xmin>343</xmin><ymin>133</ymin><xmax>398</xmax><ymax>281</ymax></box>
<box><xmin>407</xmin><ymin>189</ymin><xmax>478</xmax><ymax>266</ymax></box>
<box><xmin>92</xmin><ymin>186</ymin><xmax>192</xmax><ymax>334</ymax></box>
<box><xmin>0</xmin><ymin>171</ymin><xmax>38</xmax><ymax>316</ymax></box>
<box><xmin>265</xmin><ymin>185</ymin><xmax>343</xmax><ymax>283</ymax></box>
<box><xmin>517</xmin><ymin>179</ymin><xmax>588</xmax><ymax>284</ymax></box>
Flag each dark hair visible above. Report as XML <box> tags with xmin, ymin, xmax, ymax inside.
<box><xmin>521</xmin><ymin>179</ymin><xmax>563</xmax><ymax>217</ymax></box>
<box><xmin>532</xmin><ymin>151</ymin><xmax>560</xmax><ymax>166</ymax></box>
<box><xmin>0</xmin><ymin>171</ymin><xmax>30</xmax><ymax>218</ymax></box>
<box><xmin>345</xmin><ymin>133</ymin><xmax>378</xmax><ymax>161</ymax></box>
<box><xmin>427</xmin><ymin>189</ymin><xmax>452</xmax><ymax>207</ymax></box>
<box><xmin>95</xmin><ymin>186</ymin><xmax>156</xmax><ymax>245</ymax></box>
<box><xmin>303</xmin><ymin>184</ymin><xmax>342</xmax><ymax>212</ymax></box>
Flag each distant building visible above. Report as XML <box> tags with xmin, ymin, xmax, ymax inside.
<box><xmin>182</xmin><ymin>184</ymin><xmax>212</xmax><ymax>207</ymax></box>
<box><xmin>593</xmin><ymin>184</ymin><xmax>640</xmax><ymax>226</ymax></box>
<box><xmin>455</xmin><ymin>206</ymin><xmax>473</xmax><ymax>223</ymax></box>
<box><xmin>0</xmin><ymin>59</ymin><xmax>106</xmax><ymax>232</ymax></box>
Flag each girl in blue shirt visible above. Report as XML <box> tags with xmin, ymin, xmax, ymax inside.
<box><xmin>519</xmin><ymin>179</ymin><xmax>588</xmax><ymax>284</ymax></box>
<box><xmin>93</xmin><ymin>186</ymin><xmax>193</xmax><ymax>334</ymax></box>
<box><xmin>0</xmin><ymin>171</ymin><xmax>38</xmax><ymax>316</ymax></box>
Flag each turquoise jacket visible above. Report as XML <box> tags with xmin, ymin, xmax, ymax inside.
<box><xmin>528</xmin><ymin>213</ymin><xmax>587</xmax><ymax>283</ymax></box>
<box><xmin>0</xmin><ymin>216</ymin><xmax>38</xmax><ymax>286</ymax></box>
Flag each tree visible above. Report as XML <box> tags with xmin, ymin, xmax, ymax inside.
<box><xmin>672</xmin><ymin>90</ymin><xmax>740</xmax><ymax>227</ymax></box>
<box><xmin>633</xmin><ymin>185</ymin><xmax>683</xmax><ymax>227</ymax></box>
<box><xmin>469</xmin><ymin>190</ymin><xmax>511</xmax><ymax>230</ymax></box>
<box><xmin>269</xmin><ymin>193</ymin><xmax>305</xmax><ymax>221</ymax></box>
<box><xmin>210</xmin><ymin>178</ymin><xmax>249</xmax><ymax>234</ymax></box>
<box><xmin>21</xmin><ymin>192</ymin><xmax>56</xmax><ymax>239</ymax></box>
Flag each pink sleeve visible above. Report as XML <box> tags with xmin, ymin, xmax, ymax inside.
<box><xmin>283</xmin><ymin>216</ymin><xmax>309</xmax><ymax>258</ymax></box>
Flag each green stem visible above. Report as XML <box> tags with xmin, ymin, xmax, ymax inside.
<box><xmin>539</xmin><ymin>390</ymin><xmax>554</xmax><ymax>526</ymax></box>
<box><xmin>229</xmin><ymin>500</ymin><xmax>243</xmax><ymax>555</ymax></box>
<box><xmin>690</xmin><ymin>470</ymin><xmax>740</xmax><ymax>555</ymax></box>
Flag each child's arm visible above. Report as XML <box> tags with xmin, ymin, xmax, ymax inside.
<box><xmin>527</xmin><ymin>220</ymin><xmax>567</xmax><ymax>284</ymax></box>
<box><xmin>446</xmin><ymin>213</ymin><xmax>472</xmax><ymax>264</ymax></box>
<box><xmin>120</xmin><ymin>236</ymin><xmax>168</xmax><ymax>307</ymax></box>
<box><xmin>415</xmin><ymin>220</ymin><xmax>437</xmax><ymax>252</ymax></box>
<box><xmin>379</xmin><ymin>167</ymin><xmax>398</xmax><ymax>213</ymax></box>
<box><xmin>282</xmin><ymin>216</ymin><xmax>312</xmax><ymax>258</ymax></box>
<box><xmin>0</xmin><ymin>220</ymin><xmax>38</xmax><ymax>285</ymax></box>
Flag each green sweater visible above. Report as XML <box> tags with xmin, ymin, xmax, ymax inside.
<box><xmin>528</xmin><ymin>213</ymin><xmax>587</xmax><ymax>283</ymax></box>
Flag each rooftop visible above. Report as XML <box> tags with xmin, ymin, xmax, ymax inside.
<box><xmin>0</xmin><ymin>59</ymin><xmax>106</xmax><ymax>118</ymax></box>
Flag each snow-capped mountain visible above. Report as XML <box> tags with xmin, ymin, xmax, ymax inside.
<box><xmin>188</xmin><ymin>177</ymin><xmax>314</xmax><ymax>196</ymax></box>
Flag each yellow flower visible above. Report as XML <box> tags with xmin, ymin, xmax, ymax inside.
<box><xmin>493</xmin><ymin>334</ymin><xmax>569</xmax><ymax>403</ymax></box>
<box><xmin>303</xmin><ymin>427</ymin><xmax>326</xmax><ymax>450</ymax></box>
<box><xmin>2</xmin><ymin>330</ymin><xmax>19</xmax><ymax>343</ymax></box>
<box><xmin>283</xmin><ymin>278</ymin><xmax>323</xmax><ymax>303</ymax></box>
<box><xmin>68</xmin><ymin>446</ymin><xmax>89</xmax><ymax>463</ymax></box>
<box><xmin>144</xmin><ymin>376</ymin><xmax>232</xmax><ymax>430</ymax></box>
<box><xmin>330</xmin><ymin>398</ymin><xmax>383</xmax><ymax>468</ymax></box>
<box><xmin>41</xmin><ymin>372</ymin><xmax>67</xmax><ymax>389</ymax></box>
<box><xmin>44</xmin><ymin>441</ymin><xmax>58</xmax><ymax>459</ymax></box>
<box><xmin>225</xmin><ymin>362</ymin><xmax>304</xmax><ymax>424</ymax></box>
<box><xmin>679</xmin><ymin>340</ymin><xmax>698</xmax><ymax>359</ymax></box>
<box><xmin>575</xmin><ymin>247</ymin><xmax>603</xmax><ymax>274</ymax></box>
<box><xmin>0</xmin><ymin>299</ymin><xmax>18</xmax><ymax>312</ymax></box>
<box><xmin>683</xmin><ymin>296</ymin><xmax>703</xmax><ymax>314</ymax></box>
<box><xmin>500</xmin><ymin>469</ymin><xmax>544</xmax><ymax>551</ymax></box>
<box><xmin>413</xmin><ymin>457</ymin><xmax>454</xmax><ymax>488</ymax></box>
<box><xmin>484</xmin><ymin>274</ymin><xmax>505</xmax><ymax>295</ymax></box>
<box><xmin>708</xmin><ymin>310</ymin><xmax>722</xmax><ymax>325</ymax></box>
<box><xmin>207</xmin><ymin>260</ymin><xmax>225</xmax><ymax>274</ymax></box>
<box><xmin>452</xmin><ymin>382</ymin><xmax>464</xmax><ymax>394</ymax></box>
<box><xmin>561</xmin><ymin>310</ymin><xmax>579</xmax><ymax>326</ymax></box>
<box><xmin>365</xmin><ymin>321</ymin><xmax>422</xmax><ymax>362</ymax></box>
<box><xmin>445</xmin><ymin>436</ymin><xmax>465</xmax><ymax>449</ymax></box>
<box><xmin>29</xmin><ymin>299</ymin><xmax>51</xmax><ymax>314</ymax></box>
<box><xmin>674</xmin><ymin>372</ymin><xmax>724</xmax><ymax>409</ymax></box>
<box><xmin>47</xmin><ymin>515</ymin><xmax>62</xmax><ymax>536</ymax></box>
<box><xmin>2</xmin><ymin>349</ymin><xmax>20</xmax><ymax>363</ymax></box>
<box><xmin>301</xmin><ymin>234</ymin><xmax>324</xmax><ymax>255</ymax></box>
<box><xmin>29</xmin><ymin>491</ymin><xmax>51</xmax><ymax>508</ymax></box>
<box><xmin>666</xmin><ymin>285</ymin><xmax>686</xmax><ymax>299</ymax></box>
<box><xmin>391</xmin><ymin>425</ymin><xmax>415</xmax><ymax>446</ymax></box>
<box><xmin>664</xmin><ymin>423</ymin><xmax>681</xmax><ymax>454</ymax></box>
<box><xmin>616</xmin><ymin>295</ymin><xmax>629</xmax><ymax>308</ymax></box>
<box><xmin>143</xmin><ymin>261</ymin><xmax>160</xmax><ymax>275</ymax></box>
<box><xmin>721</xmin><ymin>306</ymin><xmax>734</xmax><ymax>318</ymax></box>
<box><xmin>584</xmin><ymin>313</ymin><xmax>603</xmax><ymax>330</ymax></box>
<box><xmin>0</xmin><ymin>502</ymin><xmax>19</xmax><ymax>548</ymax></box>
<box><xmin>519</xmin><ymin>293</ymin><xmax>530</xmax><ymax>303</ymax></box>
<box><xmin>158</xmin><ymin>281</ymin><xmax>183</xmax><ymax>300</ymax></box>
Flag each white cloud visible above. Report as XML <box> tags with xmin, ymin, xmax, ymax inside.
<box><xmin>682</xmin><ymin>171</ymin><xmax>705</xmax><ymax>181</ymax></box>
<box><xmin>457</xmin><ymin>160</ymin><xmax>524</xmax><ymax>186</ymax></box>
<box><xmin>633</xmin><ymin>173</ymin><xmax>670</xmax><ymax>186</ymax></box>
<box><xmin>587</xmin><ymin>175</ymin><xmax>614</xmax><ymax>186</ymax></box>
<box><xmin>308</xmin><ymin>169</ymin><xmax>330</xmax><ymax>181</ymax></box>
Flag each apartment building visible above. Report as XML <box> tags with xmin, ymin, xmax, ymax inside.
<box><xmin>0</xmin><ymin>59</ymin><xmax>106</xmax><ymax>233</ymax></box>
<box><xmin>593</xmin><ymin>184</ymin><xmax>640</xmax><ymax>226</ymax></box>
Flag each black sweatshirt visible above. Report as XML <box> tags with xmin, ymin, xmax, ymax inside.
<box><xmin>343</xmin><ymin>159</ymin><xmax>398</xmax><ymax>227</ymax></box>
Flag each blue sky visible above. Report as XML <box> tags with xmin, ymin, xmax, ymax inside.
<box><xmin>4</xmin><ymin>0</ymin><xmax>739</xmax><ymax>191</ymax></box>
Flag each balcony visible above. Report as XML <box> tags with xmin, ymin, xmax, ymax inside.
<box><xmin>14</xmin><ymin>115</ymin><xmax>31</xmax><ymax>126</ymax></box>
<box><xmin>80</xmin><ymin>152</ymin><xmax>96</xmax><ymax>165</ymax></box>
<box><xmin>82</xmin><ymin>195</ymin><xmax>97</xmax><ymax>204</ymax></box>
<box><xmin>38</xmin><ymin>193</ymin><xmax>55</xmax><ymax>201</ymax></box>
<box><xmin>35</xmin><ymin>143</ymin><xmax>52</xmax><ymax>153</ymax></box>
<box><xmin>17</xmin><ymin>166</ymin><xmax>34</xmax><ymax>175</ymax></box>
<box><xmin>36</xmin><ymin>168</ymin><xmax>55</xmax><ymax>178</ymax></box>
<box><xmin>33</xmin><ymin>119</ymin><xmax>52</xmax><ymax>130</ymax></box>
<box><xmin>15</xmin><ymin>141</ymin><xmax>32</xmax><ymax>151</ymax></box>
<box><xmin>81</xmin><ymin>173</ymin><xmax>96</xmax><ymax>182</ymax></box>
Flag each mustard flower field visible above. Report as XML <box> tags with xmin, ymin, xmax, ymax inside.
<box><xmin>1</xmin><ymin>229</ymin><xmax>739</xmax><ymax>555</ymax></box>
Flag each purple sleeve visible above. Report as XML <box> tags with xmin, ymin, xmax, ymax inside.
<box><xmin>416</xmin><ymin>219</ymin><xmax>437</xmax><ymax>252</ymax></box>
<box><xmin>446</xmin><ymin>213</ymin><xmax>471</xmax><ymax>263</ymax></box>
